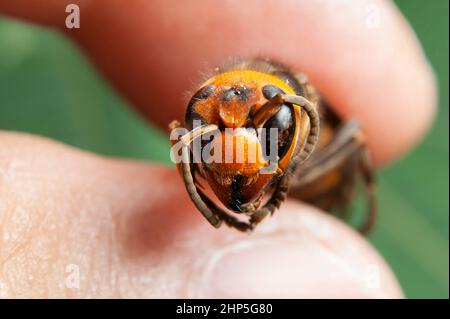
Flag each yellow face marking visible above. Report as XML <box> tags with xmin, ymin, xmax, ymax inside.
<box><xmin>202</xmin><ymin>70</ymin><xmax>296</xmax><ymax>96</ymax></box>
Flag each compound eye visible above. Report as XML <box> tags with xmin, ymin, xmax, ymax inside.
<box><xmin>185</xmin><ymin>85</ymin><xmax>216</xmax><ymax>130</ymax></box>
<box><xmin>262</xmin><ymin>104</ymin><xmax>296</xmax><ymax>159</ymax></box>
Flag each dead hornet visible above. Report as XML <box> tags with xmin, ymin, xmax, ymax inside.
<box><xmin>169</xmin><ymin>59</ymin><xmax>375</xmax><ymax>234</ymax></box>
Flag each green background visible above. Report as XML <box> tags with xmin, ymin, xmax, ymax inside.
<box><xmin>0</xmin><ymin>0</ymin><xmax>448</xmax><ymax>298</ymax></box>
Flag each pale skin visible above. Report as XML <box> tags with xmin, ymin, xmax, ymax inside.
<box><xmin>0</xmin><ymin>0</ymin><xmax>436</xmax><ymax>298</ymax></box>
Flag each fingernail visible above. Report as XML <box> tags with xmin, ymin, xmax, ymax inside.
<box><xmin>198</xmin><ymin>236</ymin><xmax>399</xmax><ymax>298</ymax></box>
<box><xmin>199</xmin><ymin>238</ymin><xmax>314</xmax><ymax>298</ymax></box>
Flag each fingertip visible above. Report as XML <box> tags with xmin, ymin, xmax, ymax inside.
<box><xmin>186</xmin><ymin>202</ymin><xmax>404</xmax><ymax>298</ymax></box>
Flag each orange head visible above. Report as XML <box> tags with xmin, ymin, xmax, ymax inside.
<box><xmin>184</xmin><ymin>70</ymin><xmax>303</xmax><ymax>212</ymax></box>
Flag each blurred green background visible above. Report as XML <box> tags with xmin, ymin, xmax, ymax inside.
<box><xmin>0</xmin><ymin>0</ymin><xmax>448</xmax><ymax>298</ymax></box>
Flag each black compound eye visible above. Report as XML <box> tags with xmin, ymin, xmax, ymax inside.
<box><xmin>262</xmin><ymin>104</ymin><xmax>296</xmax><ymax>159</ymax></box>
<box><xmin>185</xmin><ymin>85</ymin><xmax>216</xmax><ymax>130</ymax></box>
<box><xmin>192</xmin><ymin>85</ymin><xmax>216</xmax><ymax>101</ymax></box>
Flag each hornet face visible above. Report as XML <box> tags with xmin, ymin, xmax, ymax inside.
<box><xmin>184</xmin><ymin>70</ymin><xmax>302</xmax><ymax>212</ymax></box>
